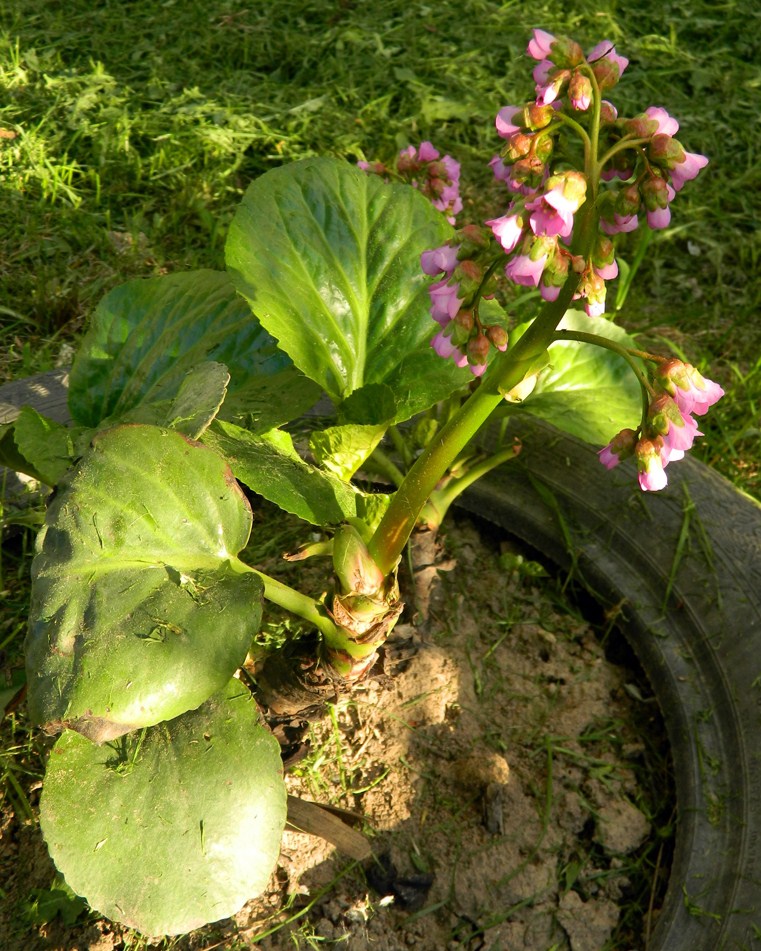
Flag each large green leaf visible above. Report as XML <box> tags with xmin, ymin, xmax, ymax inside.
<box><xmin>202</xmin><ymin>419</ymin><xmax>382</xmax><ymax>526</ymax></box>
<box><xmin>514</xmin><ymin>311</ymin><xmax>643</xmax><ymax>445</ymax></box>
<box><xmin>12</xmin><ymin>408</ymin><xmax>92</xmax><ymax>486</ymax></box>
<box><xmin>226</xmin><ymin>157</ymin><xmax>467</xmax><ymax>421</ymax></box>
<box><xmin>68</xmin><ymin>269</ymin><xmax>321</xmax><ymax>432</ymax></box>
<box><xmin>26</xmin><ymin>425</ymin><xmax>262</xmax><ymax>741</ymax></box>
<box><xmin>40</xmin><ymin>679</ymin><xmax>286</xmax><ymax>936</ymax></box>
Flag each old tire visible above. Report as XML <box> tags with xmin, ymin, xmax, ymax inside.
<box><xmin>459</xmin><ymin>415</ymin><xmax>761</xmax><ymax>951</ymax></box>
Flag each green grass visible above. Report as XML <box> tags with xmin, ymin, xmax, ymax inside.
<box><xmin>1</xmin><ymin>0</ymin><xmax>758</xmax><ymax>491</ymax></box>
<box><xmin>1</xmin><ymin>0</ymin><xmax>759</xmax><ymax>945</ymax></box>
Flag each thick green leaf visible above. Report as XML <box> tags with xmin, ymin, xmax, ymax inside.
<box><xmin>12</xmin><ymin>408</ymin><xmax>91</xmax><ymax>486</ymax></box>
<box><xmin>116</xmin><ymin>361</ymin><xmax>231</xmax><ymax>438</ymax></box>
<box><xmin>310</xmin><ymin>423</ymin><xmax>387</xmax><ymax>481</ymax></box>
<box><xmin>68</xmin><ymin>269</ymin><xmax>320</xmax><ymax>432</ymax></box>
<box><xmin>40</xmin><ymin>679</ymin><xmax>286</xmax><ymax>936</ymax></box>
<box><xmin>26</xmin><ymin>425</ymin><xmax>262</xmax><ymax>741</ymax></box>
<box><xmin>515</xmin><ymin>311</ymin><xmax>643</xmax><ymax>445</ymax></box>
<box><xmin>226</xmin><ymin>157</ymin><xmax>468</xmax><ymax>422</ymax></box>
<box><xmin>202</xmin><ymin>419</ymin><xmax>362</xmax><ymax>525</ymax></box>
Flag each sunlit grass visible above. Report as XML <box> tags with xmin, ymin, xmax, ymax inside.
<box><xmin>1</xmin><ymin>0</ymin><xmax>758</xmax><ymax>492</ymax></box>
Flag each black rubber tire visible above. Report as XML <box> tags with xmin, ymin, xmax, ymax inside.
<box><xmin>4</xmin><ymin>374</ymin><xmax>761</xmax><ymax>948</ymax></box>
<box><xmin>459</xmin><ymin>415</ymin><xmax>761</xmax><ymax>951</ymax></box>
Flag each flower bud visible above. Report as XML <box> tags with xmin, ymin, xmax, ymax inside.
<box><xmin>599</xmin><ymin>100</ymin><xmax>618</xmax><ymax>124</ymax></box>
<box><xmin>541</xmin><ymin>245</ymin><xmax>570</xmax><ymax>288</ymax></box>
<box><xmin>648</xmin><ymin>393</ymin><xmax>683</xmax><ymax>436</ymax></box>
<box><xmin>511</xmin><ymin>154</ymin><xmax>546</xmax><ymax>191</ymax></box>
<box><xmin>332</xmin><ymin>524</ymin><xmax>385</xmax><ymax>597</ymax></box>
<box><xmin>458</xmin><ymin>258</ymin><xmax>483</xmax><ymax>283</ymax></box>
<box><xmin>396</xmin><ymin>151</ymin><xmax>419</xmax><ymax>174</ymax></box>
<box><xmin>569</xmin><ymin>70</ymin><xmax>593</xmax><ymax>111</ymax></box>
<box><xmin>641</xmin><ymin>175</ymin><xmax>670</xmax><ymax>211</ymax></box>
<box><xmin>535</xmin><ymin>135</ymin><xmax>555</xmax><ymax>166</ymax></box>
<box><xmin>598</xmin><ymin>428</ymin><xmax>637</xmax><ymax>469</ymax></box>
<box><xmin>550</xmin><ymin>36</ymin><xmax>584</xmax><ymax>68</ymax></box>
<box><xmin>648</xmin><ymin>134</ymin><xmax>686</xmax><ymax>170</ymax></box>
<box><xmin>457</xmin><ymin>223</ymin><xmax>491</xmax><ymax>248</ymax></box>
<box><xmin>592</xmin><ymin>235</ymin><xmax>616</xmax><ymax>268</ymax></box>
<box><xmin>523</xmin><ymin>103</ymin><xmax>555</xmax><ymax>130</ymax></box>
<box><xmin>451</xmin><ymin>309</ymin><xmax>474</xmax><ymax>345</ymax></box>
<box><xmin>591</xmin><ymin>56</ymin><xmax>623</xmax><ymax>91</ymax></box>
<box><xmin>504</xmin><ymin>131</ymin><xmax>534</xmax><ymax>162</ymax></box>
<box><xmin>486</xmin><ymin>325</ymin><xmax>508</xmax><ymax>351</ymax></box>
<box><xmin>616</xmin><ymin>184</ymin><xmax>641</xmax><ymax>217</ymax></box>
<box><xmin>625</xmin><ymin>114</ymin><xmax>659</xmax><ymax>138</ymax></box>
<box><xmin>467</xmin><ymin>333</ymin><xmax>491</xmax><ymax>366</ymax></box>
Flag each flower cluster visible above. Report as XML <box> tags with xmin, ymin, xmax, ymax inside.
<box><xmin>485</xmin><ymin>29</ymin><xmax>708</xmax><ymax>317</ymax></box>
<box><xmin>359</xmin><ymin>141</ymin><xmax>462</xmax><ymax>222</ymax></box>
<box><xmin>421</xmin><ymin>226</ymin><xmax>507</xmax><ymax>376</ymax></box>
<box><xmin>598</xmin><ymin>106</ymin><xmax>709</xmax><ymax>234</ymax></box>
<box><xmin>598</xmin><ymin>360</ymin><xmax>724</xmax><ymax>491</ymax></box>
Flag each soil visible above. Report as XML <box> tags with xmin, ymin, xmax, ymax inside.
<box><xmin>0</xmin><ymin>514</ymin><xmax>672</xmax><ymax>951</ymax></box>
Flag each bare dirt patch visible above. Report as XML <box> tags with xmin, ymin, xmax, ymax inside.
<box><xmin>0</xmin><ymin>515</ymin><xmax>672</xmax><ymax>950</ymax></box>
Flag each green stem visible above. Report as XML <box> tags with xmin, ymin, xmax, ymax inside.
<box><xmin>598</xmin><ymin>135</ymin><xmax>650</xmax><ymax>172</ymax></box>
<box><xmin>367</xmin><ymin>210</ymin><xmax>595</xmax><ymax>577</ymax></box>
<box><xmin>363</xmin><ymin>444</ymin><xmax>406</xmax><ymax>488</ymax></box>
<box><xmin>472</xmin><ymin>258</ymin><xmax>503</xmax><ymax>322</ymax></box>
<box><xmin>387</xmin><ymin>424</ymin><xmax>413</xmax><ymax>469</ymax></box>
<box><xmin>426</xmin><ymin>443</ymin><xmax>520</xmax><ymax>528</ymax></box>
<box><xmin>250</xmin><ymin>567</ymin><xmax>342</xmax><ymax>642</ymax></box>
<box><xmin>553</xmin><ymin>111</ymin><xmax>592</xmax><ymax>159</ymax></box>
<box><xmin>585</xmin><ymin>64</ymin><xmax>603</xmax><ymax>196</ymax></box>
<box><xmin>554</xmin><ymin>329</ymin><xmax>656</xmax><ymax>397</ymax></box>
<box><xmin>367</xmin><ymin>83</ymin><xmax>604</xmax><ymax>576</ymax></box>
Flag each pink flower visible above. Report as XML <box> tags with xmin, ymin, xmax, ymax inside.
<box><xmin>539</xmin><ymin>282</ymin><xmax>561</xmax><ymax>302</ymax></box>
<box><xmin>421</xmin><ymin>244</ymin><xmax>459</xmax><ymax>276</ymax></box>
<box><xmin>505</xmin><ymin>251</ymin><xmax>548</xmax><ymax>287</ymax></box>
<box><xmin>431</xmin><ymin>329</ymin><xmax>468</xmax><ymax>368</ymax></box>
<box><xmin>661</xmin><ymin>411</ymin><xmax>701</xmax><ymax>457</ymax></box>
<box><xmin>496</xmin><ymin>106</ymin><xmax>523</xmax><ymax>139</ymax></box>
<box><xmin>647</xmin><ymin>206</ymin><xmax>671</xmax><ymax>229</ymax></box>
<box><xmin>596</xmin><ymin>260</ymin><xmax>618</xmax><ymax>280</ymax></box>
<box><xmin>587</xmin><ymin>41</ymin><xmax>629</xmax><ymax>79</ymax></box>
<box><xmin>417</xmin><ymin>141</ymin><xmax>440</xmax><ymax>162</ymax></box>
<box><xmin>645</xmin><ymin>106</ymin><xmax>680</xmax><ymax>137</ymax></box>
<box><xmin>526</xmin><ymin>193</ymin><xmax>574</xmax><ymax>239</ymax></box>
<box><xmin>532</xmin><ymin>59</ymin><xmax>554</xmax><ymax>88</ymax></box>
<box><xmin>527</xmin><ymin>29</ymin><xmax>556</xmax><ymax>60</ymax></box>
<box><xmin>536</xmin><ymin>68</ymin><xmax>569</xmax><ymax>106</ymax></box>
<box><xmin>660</xmin><ymin>361</ymin><xmax>725</xmax><ymax>416</ymax></box>
<box><xmin>428</xmin><ymin>279</ymin><xmax>464</xmax><ymax>326</ymax></box>
<box><xmin>670</xmin><ymin>150</ymin><xmax>709</xmax><ymax>191</ymax></box>
<box><xmin>636</xmin><ymin>438</ymin><xmax>668</xmax><ymax>491</ymax></box>
<box><xmin>598</xmin><ymin>428</ymin><xmax>637</xmax><ymax>469</ymax></box>
<box><xmin>600</xmin><ymin>213</ymin><xmax>639</xmax><ymax>235</ymax></box>
<box><xmin>486</xmin><ymin>210</ymin><xmax>525</xmax><ymax>252</ymax></box>
<box><xmin>526</xmin><ymin>173</ymin><xmax>587</xmax><ymax>239</ymax></box>
<box><xmin>489</xmin><ymin>155</ymin><xmax>513</xmax><ymax>183</ymax></box>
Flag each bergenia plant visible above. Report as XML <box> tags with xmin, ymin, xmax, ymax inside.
<box><xmin>3</xmin><ymin>29</ymin><xmax>719</xmax><ymax>936</ymax></box>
